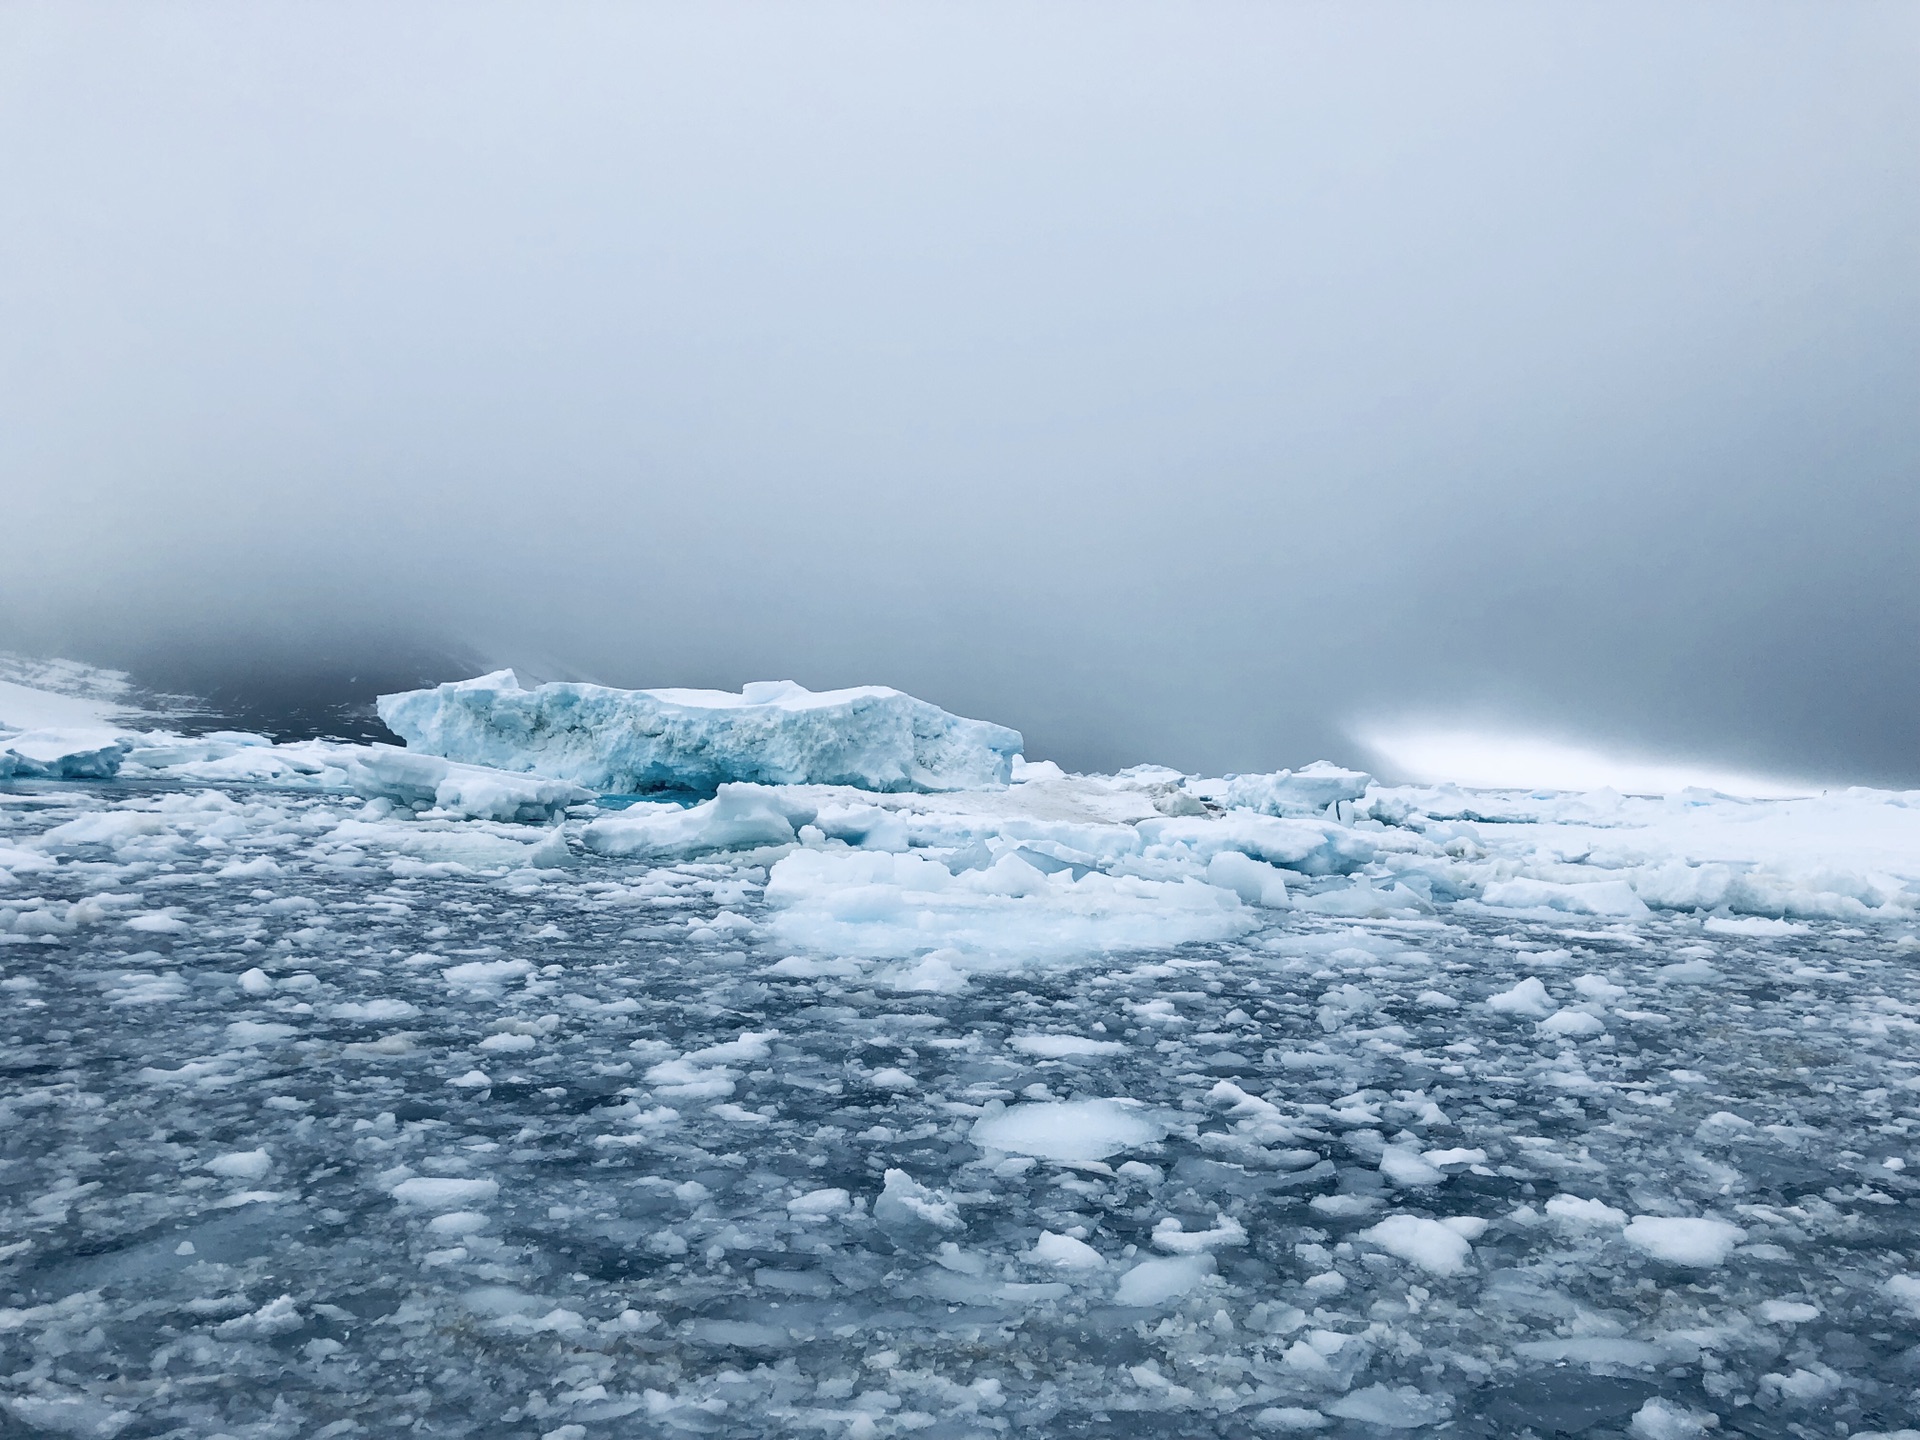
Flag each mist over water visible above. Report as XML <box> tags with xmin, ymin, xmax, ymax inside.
<box><xmin>3</xmin><ymin>3</ymin><xmax>1916</xmax><ymax>783</ymax></box>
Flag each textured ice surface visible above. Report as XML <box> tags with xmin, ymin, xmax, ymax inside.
<box><xmin>1224</xmin><ymin>763</ymin><xmax>1374</xmax><ymax>818</ymax></box>
<box><xmin>5</xmin><ymin>674</ymin><xmax>1920</xmax><ymax>1437</ymax></box>
<box><xmin>380</xmin><ymin>671</ymin><xmax>1024</xmax><ymax>794</ymax></box>
<box><xmin>0</xmin><ymin>729</ymin><xmax>132</xmax><ymax>780</ymax></box>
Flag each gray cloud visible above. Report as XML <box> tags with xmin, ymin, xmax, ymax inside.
<box><xmin>3</xmin><ymin>2</ymin><xmax>1916</xmax><ymax>782</ymax></box>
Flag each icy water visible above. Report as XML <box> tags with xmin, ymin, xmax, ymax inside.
<box><xmin>4</xmin><ymin>780</ymin><xmax>1920</xmax><ymax>1439</ymax></box>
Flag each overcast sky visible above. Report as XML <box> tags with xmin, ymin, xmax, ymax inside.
<box><xmin>2</xmin><ymin>2</ymin><xmax>1915</xmax><ymax>783</ymax></box>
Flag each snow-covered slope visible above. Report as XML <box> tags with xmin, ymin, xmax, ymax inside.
<box><xmin>378</xmin><ymin>671</ymin><xmax>1023</xmax><ymax>793</ymax></box>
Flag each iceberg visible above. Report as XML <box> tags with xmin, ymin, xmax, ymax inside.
<box><xmin>1224</xmin><ymin>761</ymin><xmax>1372</xmax><ymax>816</ymax></box>
<box><xmin>378</xmin><ymin>671</ymin><xmax>1022</xmax><ymax>794</ymax></box>
<box><xmin>0</xmin><ymin>728</ymin><xmax>133</xmax><ymax>780</ymax></box>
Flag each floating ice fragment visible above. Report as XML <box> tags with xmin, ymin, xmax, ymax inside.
<box><xmin>1622</xmin><ymin>1215</ymin><xmax>1746</xmax><ymax>1267</ymax></box>
<box><xmin>1657</xmin><ymin>959</ymin><xmax>1722</xmax><ymax>984</ymax></box>
<box><xmin>446</xmin><ymin>1070</ymin><xmax>492</xmax><ymax>1089</ymax></box>
<box><xmin>1113</xmin><ymin>1254</ymin><xmax>1214</xmax><ymax>1306</ymax></box>
<box><xmin>582</xmin><ymin>785</ymin><xmax>796</xmax><ymax>859</ymax></box>
<box><xmin>343</xmin><ymin>745</ymin><xmax>591</xmax><ymax>822</ymax></box>
<box><xmin>1378</xmin><ymin>1147</ymin><xmax>1444</xmax><ymax>1187</ymax></box>
<box><xmin>644</xmin><ymin>1058</ymin><xmax>736</xmax><ymax>1100</ymax></box>
<box><xmin>1538</xmin><ymin>1007</ymin><xmax>1606</xmax><ymax>1037</ymax></box>
<box><xmin>225</xmin><ymin>1020</ymin><xmax>297</xmax><ymax>1045</ymax></box>
<box><xmin>0</xmin><ymin>727</ymin><xmax>132</xmax><ymax>780</ymax></box>
<box><xmin>1357</xmin><ymin>1215</ymin><xmax>1473</xmax><ymax>1275</ymax></box>
<box><xmin>1759</xmin><ymin>1366</ymin><xmax>1840</xmax><ymax>1402</ymax></box>
<box><xmin>1573</xmin><ymin>973</ymin><xmax>1629</xmax><ymax>1001</ymax></box>
<box><xmin>237</xmin><ymin>967</ymin><xmax>274</xmax><ymax>996</ymax></box>
<box><xmin>1630</xmin><ymin>1398</ymin><xmax>1720</xmax><ymax>1440</ymax></box>
<box><xmin>205</xmin><ymin>1149</ymin><xmax>272</xmax><ymax>1181</ymax></box>
<box><xmin>1225</xmin><ymin>764</ymin><xmax>1371</xmax><ymax>816</ymax></box>
<box><xmin>1205</xmin><ymin>850</ymin><xmax>1292</xmax><ymax>907</ymax></box>
<box><xmin>391</xmin><ymin>1177</ymin><xmax>499</xmax><ymax>1209</ymax></box>
<box><xmin>1309</xmin><ymin>1194</ymin><xmax>1381</xmax><ymax>1217</ymax></box>
<box><xmin>329</xmin><ymin>999</ymin><xmax>422</xmax><ymax>1022</ymax></box>
<box><xmin>1029</xmin><ymin>1232</ymin><xmax>1106</xmax><ymax>1269</ymax></box>
<box><xmin>766</xmin><ymin>846</ymin><xmax>1251</xmax><ymax>962</ymax></box>
<box><xmin>125</xmin><ymin>911</ymin><xmax>190</xmax><ymax>934</ymax></box>
<box><xmin>1253</xmin><ymin>1407</ymin><xmax>1329</xmax><ymax>1431</ymax></box>
<box><xmin>1757</xmin><ymin>1299</ymin><xmax>1819</xmax><ymax>1324</ymax></box>
<box><xmin>1324</xmin><ymin>1386</ymin><xmax>1452</xmax><ymax>1429</ymax></box>
<box><xmin>1487</xmin><ymin>977</ymin><xmax>1555</xmax><ymax>1017</ymax></box>
<box><xmin>214</xmin><ymin>1294</ymin><xmax>303</xmax><ymax>1338</ymax></box>
<box><xmin>441</xmin><ymin>958</ymin><xmax>533</xmax><ymax>993</ymax></box>
<box><xmin>969</xmin><ymin>1099</ymin><xmax>1164</xmax><ymax>1161</ymax></box>
<box><xmin>872</xmin><ymin>1169</ymin><xmax>962</xmax><ymax>1233</ymax></box>
<box><xmin>428</xmin><ymin>1210</ymin><xmax>490</xmax><ymax>1236</ymax></box>
<box><xmin>886</xmin><ymin>951</ymin><xmax>970</xmax><ymax>992</ymax></box>
<box><xmin>1009</xmin><ymin>1034</ymin><xmax>1127</xmax><ymax>1058</ymax></box>
<box><xmin>1481</xmin><ymin>877</ymin><xmax>1649</xmax><ymax>918</ymax></box>
<box><xmin>1544</xmin><ymin>1194</ymin><xmax>1627</xmax><ymax>1226</ymax></box>
<box><xmin>1693</xmin><ymin>1110</ymin><xmax>1755</xmax><ymax>1142</ymax></box>
<box><xmin>1704</xmin><ymin>915</ymin><xmax>1807</xmax><ymax>937</ymax></box>
<box><xmin>1151</xmin><ymin>1215</ymin><xmax>1247</xmax><ymax>1253</ymax></box>
<box><xmin>785</xmin><ymin>1188</ymin><xmax>851</xmax><ymax>1218</ymax></box>
<box><xmin>1883</xmin><ymin>1273</ymin><xmax>1920</xmax><ymax>1316</ymax></box>
<box><xmin>683</xmin><ymin>1031</ymin><xmax>776</xmax><ymax>1064</ymax></box>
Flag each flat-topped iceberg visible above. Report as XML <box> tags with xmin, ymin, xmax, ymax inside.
<box><xmin>378</xmin><ymin>671</ymin><xmax>1023</xmax><ymax>794</ymax></box>
<box><xmin>0</xmin><ymin>728</ymin><xmax>133</xmax><ymax>780</ymax></box>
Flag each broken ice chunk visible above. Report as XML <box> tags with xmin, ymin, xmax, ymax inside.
<box><xmin>1029</xmin><ymin>1232</ymin><xmax>1107</xmax><ymax>1269</ymax></box>
<box><xmin>391</xmin><ymin>1177</ymin><xmax>500</xmax><ymax>1210</ymax></box>
<box><xmin>969</xmin><ymin>1099</ymin><xmax>1164</xmax><ymax>1161</ymax></box>
<box><xmin>204</xmin><ymin>1149</ymin><xmax>272</xmax><ymax>1181</ymax></box>
<box><xmin>1357</xmin><ymin>1215</ymin><xmax>1474</xmax><ymax>1276</ymax></box>
<box><xmin>1622</xmin><ymin>1215</ymin><xmax>1746</xmax><ymax>1267</ymax></box>
<box><xmin>1113</xmin><ymin>1254</ymin><xmax>1215</xmax><ymax>1306</ymax></box>
<box><xmin>1486</xmin><ymin>976</ymin><xmax>1555</xmax><ymax>1018</ymax></box>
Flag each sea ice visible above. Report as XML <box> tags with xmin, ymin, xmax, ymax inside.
<box><xmin>1029</xmin><ymin>1232</ymin><xmax>1107</xmax><ymax>1269</ymax></box>
<box><xmin>7</xmin><ymin>663</ymin><xmax>1920</xmax><ymax>1436</ymax></box>
<box><xmin>1358</xmin><ymin>1215</ymin><xmax>1475</xmax><ymax>1275</ymax></box>
<box><xmin>343</xmin><ymin>745</ymin><xmax>592</xmax><ymax>822</ymax></box>
<box><xmin>763</xmin><ymin>846</ymin><xmax>1252</xmax><ymax>962</ymax></box>
<box><xmin>1622</xmin><ymin>1215</ymin><xmax>1746</xmax><ymax>1267</ymax></box>
<box><xmin>1008</xmin><ymin>1033</ymin><xmax>1127</xmax><ymax>1058</ymax></box>
<box><xmin>0</xmin><ymin>728</ymin><xmax>132</xmax><ymax>780</ymax></box>
<box><xmin>969</xmin><ymin>1099</ymin><xmax>1163</xmax><ymax>1160</ymax></box>
<box><xmin>1224</xmin><ymin>762</ymin><xmax>1372</xmax><ymax>816</ymax></box>
<box><xmin>1112</xmin><ymin>1254</ymin><xmax>1215</xmax><ymax>1306</ymax></box>
<box><xmin>1486</xmin><ymin>976</ymin><xmax>1555</xmax><ymax>1017</ymax></box>
<box><xmin>390</xmin><ymin>1177</ymin><xmax>501</xmax><ymax>1209</ymax></box>
<box><xmin>581</xmin><ymin>785</ymin><xmax>796</xmax><ymax>859</ymax></box>
<box><xmin>1324</xmin><ymin>1386</ymin><xmax>1452</xmax><ymax>1429</ymax></box>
